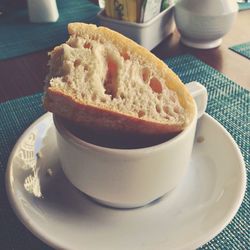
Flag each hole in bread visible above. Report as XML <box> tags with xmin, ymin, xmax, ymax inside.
<box><xmin>174</xmin><ymin>106</ymin><xmax>181</xmax><ymax>114</ymax></box>
<box><xmin>104</xmin><ymin>57</ymin><xmax>118</xmax><ymax>99</ymax></box>
<box><xmin>74</xmin><ymin>59</ymin><xmax>81</xmax><ymax>67</ymax></box>
<box><xmin>62</xmin><ymin>76</ymin><xmax>72</xmax><ymax>86</ymax></box>
<box><xmin>138</xmin><ymin>110</ymin><xmax>145</xmax><ymax>118</ymax></box>
<box><xmin>149</xmin><ymin>77</ymin><xmax>162</xmax><ymax>94</ymax></box>
<box><xmin>156</xmin><ymin>104</ymin><xmax>161</xmax><ymax>113</ymax></box>
<box><xmin>120</xmin><ymin>92</ymin><xmax>125</xmax><ymax>99</ymax></box>
<box><xmin>92</xmin><ymin>93</ymin><xmax>97</xmax><ymax>101</ymax></box>
<box><xmin>62</xmin><ymin>75</ymin><xmax>69</xmax><ymax>82</ymax></box>
<box><xmin>100</xmin><ymin>97</ymin><xmax>106</xmax><ymax>103</ymax></box>
<box><xmin>67</xmin><ymin>80</ymin><xmax>72</xmax><ymax>86</ymax></box>
<box><xmin>83</xmin><ymin>42</ymin><xmax>92</xmax><ymax>49</ymax></box>
<box><xmin>120</xmin><ymin>51</ymin><xmax>130</xmax><ymax>60</ymax></box>
<box><xmin>142</xmin><ymin>67</ymin><xmax>150</xmax><ymax>83</ymax></box>
<box><xmin>157</xmin><ymin>95</ymin><xmax>162</xmax><ymax>100</ymax></box>
<box><xmin>163</xmin><ymin>106</ymin><xmax>172</xmax><ymax>116</ymax></box>
<box><xmin>84</xmin><ymin>65</ymin><xmax>89</xmax><ymax>71</ymax></box>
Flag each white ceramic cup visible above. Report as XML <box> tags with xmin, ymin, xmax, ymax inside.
<box><xmin>54</xmin><ymin>82</ymin><xmax>207</xmax><ymax>208</ymax></box>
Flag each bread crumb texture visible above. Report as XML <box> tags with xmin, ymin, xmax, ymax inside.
<box><xmin>46</xmin><ymin>23</ymin><xmax>195</xmax><ymax>130</ymax></box>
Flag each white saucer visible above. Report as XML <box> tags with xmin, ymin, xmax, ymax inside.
<box><xmin>6</xmin><ymin>113</ymin><xmax>246</xmax><ymax>250</ymax></box>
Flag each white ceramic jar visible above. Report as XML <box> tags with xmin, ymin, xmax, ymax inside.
<box><xmin>174</xmin><ymin>0</ymin><xmax>238</xmax><ymax>49</ymax></box>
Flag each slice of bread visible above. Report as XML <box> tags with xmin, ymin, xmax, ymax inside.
<box><xmin>44</xmin><ymin>23</ymin><xmax>195</xmax><ymax>135</ymax></box>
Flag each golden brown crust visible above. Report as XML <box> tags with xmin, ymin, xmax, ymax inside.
<box><xmin>44</xmin><ymin>88</ymin><xmax>183</xmax><ymax>135</ymax></box>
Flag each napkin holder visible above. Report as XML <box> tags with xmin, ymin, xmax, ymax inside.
<box><xmin>97</xmin><ymin>5</ymin><xmax>175</xmax><ymax>51</ymax></box>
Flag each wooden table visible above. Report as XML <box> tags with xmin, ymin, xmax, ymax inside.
<box><xmin>0</xmin><ymin>9</ymin><xmax>249</xmax><ymax>103</ymax></box>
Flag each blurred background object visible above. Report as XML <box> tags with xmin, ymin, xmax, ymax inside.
<box><xmin>98</xmin><ymin>0</ymin><xmax>105</xmax><ymax>8</ymax></box>
<box><xmin>27</xmin><ymin>0</ymin><xmax>59</xmax><ymax>23</ymax></box>
<box><xmin>98</xmin><ymin>4</ymin><xmax>175</xmax><ymax>50</ymax></box>
<box><xmin>103</xmin><ymin>0</ymin><xmax>173</xmax><ymax>23</ymax></box>
<box><xmin>174</xmin><ymin>0</ymin><xmax>239</xmax><ymax>49</ymax></box>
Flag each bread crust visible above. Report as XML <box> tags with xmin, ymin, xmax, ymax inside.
<box><xmin>44</xmin><ymin>88</ymin><xmax>183</xmax><ymax>135</ymax></box>
<box><xmin>44</xmin><ymin>23</ymin><xmax>196</xmax><ymax>135</ymax></box>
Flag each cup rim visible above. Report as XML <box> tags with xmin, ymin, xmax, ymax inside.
<box><xmin>53</xmin><ymin>109</ymin><xmax>197</xmax><ymax>156</ymax></box>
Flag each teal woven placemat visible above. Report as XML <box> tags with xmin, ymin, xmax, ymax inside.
<box><xmin>0</xmin><ymin>0</ymin><xmax>100</xmax><ymax>60</ymax></box>
<box><xmin>230</xmin><ymin>41</ymin><xmax>250</xmax><ymax>59</ymax></box>
<box><xmin>0</xmin><ymin>55</ymin><xmax>249</xmax><ymax>249</ymax></box>
<box><xmin>238</xmin><ymin>2</ymin><xmax>250</xmax><ymax>11</ymax></box>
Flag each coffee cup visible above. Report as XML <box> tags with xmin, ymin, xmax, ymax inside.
<box><xmin>54</xmin><ymin>82</ymin><xmax>207</xmax><ymax>208</ymax></box>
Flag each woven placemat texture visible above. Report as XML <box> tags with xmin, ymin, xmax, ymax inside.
<box><xmin>0</xmin><ymin>55</ymin><xmax>249</xmax><ymax>249</ymax></box>
<box><xmin>0</xmin><ymin>0</ymin><xmax>99</xmax><ymax>60</ymax></box>
<box><xmin>230</xmin><ymin>41</ymin><xmax>250</xmax><ymax>59</ymax></box>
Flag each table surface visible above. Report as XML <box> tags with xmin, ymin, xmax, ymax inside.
<box><xmin>0</xmin><ymin>9</ymin><xmax>249</xmax><ymax>103</ymax></box>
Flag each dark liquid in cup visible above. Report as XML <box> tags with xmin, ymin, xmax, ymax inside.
<box><xmin>60</xmin><ymin>117</ymin><xmax>178</xmax><ymax>149</ymax></box>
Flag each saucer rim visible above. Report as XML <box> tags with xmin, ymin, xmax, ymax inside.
<box><xmin>5</xmin><ymin>112</ymin><xmax>247</xmax><ymax>250</ymax></box>
<box><xmin>5</xmin><ymin>113</ymin><xmax>62</xmax><ymax>250</ymax></box>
